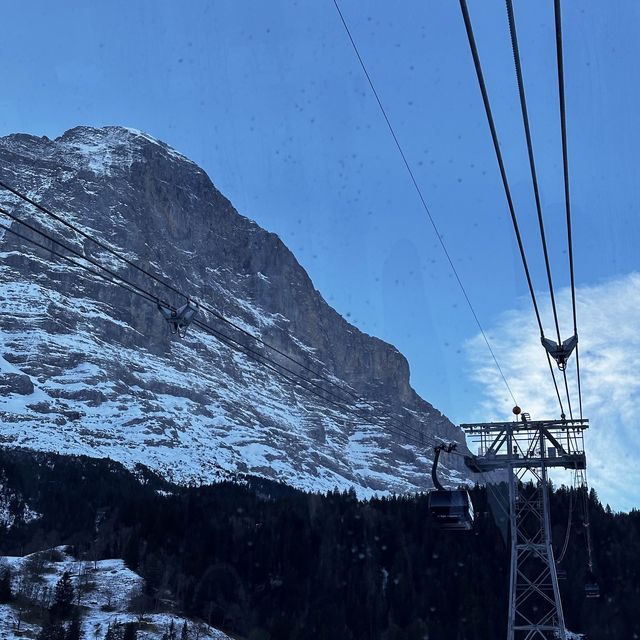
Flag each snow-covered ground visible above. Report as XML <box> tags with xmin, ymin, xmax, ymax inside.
<box><xmin>0</xmin><ymin>548</ymin><xmax>230</xmax><ymax>640</ymax></box>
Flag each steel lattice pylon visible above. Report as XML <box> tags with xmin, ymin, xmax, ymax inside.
<box><xmin>507</xmin><ymin>464</ymin><xmax>566</xmax><ymax>638</ymax></box>
<box><xmin>462</xmin><ymin>416</ymin><xmax>588</xmax><ymax>640</ymax></box>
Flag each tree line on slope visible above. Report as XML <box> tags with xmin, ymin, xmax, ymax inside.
<box><xmin>0</xmin><ymin>449</ymin><xmax>637</xmax><ymax>639</ymax></box>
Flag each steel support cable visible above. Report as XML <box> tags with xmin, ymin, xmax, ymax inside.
<box><xmin>0</xmin><ymin>205</ymin><xmax>373</xmax><ymax>413</ymax></box>
<box><xmin>0</xmin><ymin>210</ymin><xmax>393</xmax><ymax>439</ymax></box>
<box><xmin>561</xmin><ymin>368</ymin><xmax>573</xmax><ymax>421</ymax></box>
<box><xmin>0</xmin><ymin>207</ymin><xmax>460</xmax><ymax>455</ymax></box>
<box><xmin>0</xmin><ymin>179</ymin><xmax>358</xmax><ymax>403</ymax></box>
<box><xmin>193</xmin><ymin>316</ymin><xmax>461</xmax><ymax>454</ymax></box>
<box><xmin>0</xmin><ymin>206</ymin><xmax>162</xmax><ymax>305</ymax></box>
<box><xmin>332</xmin><ymin>0</ymin><xmax>517</xmax><ymax>409</ymax></box>
<box><xmin>459</xmin><ymin>0</ymin><xmax>567</xmax><ymax>418</ymax></box>
<box><xmin>545</xmin><ymin>352</ymin><xmax>566</xmax><ymax>418</ymax></box>
<box><xmin>505</xmin><ymin>0</ymin><xmax>564</xmax><ymax>347</ymax></box>
<box><xmin>574</xmin><ymin>349</ymin><xmax>583</xmax><ymax>419</ymax></box>
<box><xmin>459</xmin><ymin>0</ymin><xmax>544</xmax><ymax>336</ymax></box>
<box><xmin>579</xmin><ymin>477</ymin><xmax>595</xmax><ymax>572</ymax></box>
<box><xmin>555</xmin><ymin>486</ymin><xmax>574</xmax><ymax>564</ymax></box>
<box><xmin>1</xmin><ymin>208</ymin><xmax>460</xmax><ymax>455</ymax></box>
<box><xmin>188</xmin><ymin>325</ymin><xmax>433</xmax><ymax>449</ymax></box>
<box><xmin>507</xmin><ymin>0</ymin><xmax>578</xmax><ymax>419</ymax></box>
<box><xmin>186</xmin><ymin>318</ymin><xmax>454</xmax><ymax>451</ymax></box>
<box><xmin>0</xmin><ymin>220</ymin><xmax>158</xmax><ymax>306</ymax></box>
<box><xmin>554</xmin><ymin>0</ymin><xmax>584</xmax><ymax>420</ymax></box>
<box><xmin>1</xmin><ymin>181</ymin><xmax>452</xmax><ymax>443</ymax></box>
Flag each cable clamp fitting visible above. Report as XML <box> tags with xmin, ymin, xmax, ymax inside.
<box><xmin>541</xmin><ymin>333</ymin><xmax>578</xmax><ymax>371</ymax></box>
<box><xmin>157</xmin><ymin>298</ymin><xmax>199</xmax><ymax>338</ymax></box>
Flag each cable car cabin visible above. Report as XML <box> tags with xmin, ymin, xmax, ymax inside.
<box><xmin>428</xmin><ymin>443</ymin><xmax>474</xmax><ymax>531</ymax></box>
<box><xmin>584</xmin><ymin>570</ymin><xmax>600</xmax><ymax>598</ymax></box>
<box><xmin>428</xmin><ymin>489</ymin><xmax>474</xmax><ymax>531</ymax></box>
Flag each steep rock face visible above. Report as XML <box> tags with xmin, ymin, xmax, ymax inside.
<box><xmin>0</xmin><ymin>126</ymin><xmax>470</xmax><ymax>495</ymax></box>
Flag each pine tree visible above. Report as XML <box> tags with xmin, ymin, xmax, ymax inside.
<box><xmin>162</xmin><ymin>619</ymin><xmax>176</xmax><ymax>640</ymax></box>
<box><xmin>0</xmin><ymin>564</ymin><xmax>12</xmax><ymax>603</ymax></box>
<box><xmin>37</xmin><ymin>621</ymin><xmax>65</xmax><ymax>640</ymax></box>
<box><xmin>123</xmin><ymin>536</ymin><xmax>140</xmax><ymax>571</ymax></box>
<box><xmin>65</xmin><ymin>611</ymin><xmax>82</xmax><ymax>640</ymax></box>
<box><xmin>180</xmin><ymin>621</ymin><xmax>189</xmax><ymax>640</ymax></box>
<box><xmin>105</xmin><ymin>621</ymin><xmax>124</xmax><ymax>640</ymax></box>
<box><xmin>52</xmin><ymin>571</ymin><xmax>75</xmax><ymax>618</ymax></box>
<box><xmin>123</xmin><ymin>623</ymin><xmax>137</xmax><ymax>640</ymax></box>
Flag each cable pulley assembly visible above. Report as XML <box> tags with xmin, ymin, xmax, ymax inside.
<box><xmin>157</xmin><ymin>299</ymin><xmax>198</xmax><ymax>338</ymax></box>
<box><xmin>541</xmin><ymin>333</ymin><xmax>577</xmax><ymax>371</ymax></box>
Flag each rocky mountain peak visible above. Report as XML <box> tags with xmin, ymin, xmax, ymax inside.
<box><xmin>0</xmin><ymin>125</ymin><xmax>470</xmax><ymax>495</ymax></box>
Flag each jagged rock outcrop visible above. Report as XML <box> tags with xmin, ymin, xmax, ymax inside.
<box><xmin>0</xmin><ymin>126</ymin><xmax>470</xmax><ymax>495</ymax></box>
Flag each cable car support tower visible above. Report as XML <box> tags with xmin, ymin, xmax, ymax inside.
<box><xmin>462</xmin><ymin>413</ymin><xmax>588</xmax><ymax>640</ymax></box>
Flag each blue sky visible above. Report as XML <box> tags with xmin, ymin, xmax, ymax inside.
<box><xmin>0</xmin><ymin>1</ymin><xmax>637</xmax><ymax>509</ymax></box>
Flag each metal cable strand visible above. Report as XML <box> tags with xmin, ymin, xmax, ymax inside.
<box><xmin>580</xmin><ymin>478</ymin><xmax>594</xmax><ymax>571</ymax></box>
<box><xmin>553</xmin><ymin>0</ymin><xmax>577</xmax><ymax>334</ymax></box>
<box><xmin>505</xmin><ymin>0</ymin><xmax>563</xmax><ymax>347</ymax></box>
<box><xmin>545</xmin><ymin>351</ymin><xmax>566</xmax><ymax>417</ymax></box>
<box><xmin>0</xmin><ymin>220</ymin><xmax>158</xmax><ymax>305</ymax></box>
<box><xmin>0</xmin><ymin>211</ymin><xmax>395</xmax><ymax>439</ymax></box>
<box><xmin>459</xmin><ymin>0</ymin><xmax>566</xmax><ymax>417</ymax></box>
<box><xmin>561</xmin><ymin>368</ymin><xmax>573</xmax><ymax>421</ymax></box>
<box><xmin>0</xmin><ymin>207</ymin><xmax>459</xmax><ymax>454</ymax></box>
<box><xmin>0</xmin><ymin>177</ymin><xmax>359</xmax><ymax>401</ymax></box>
<box><xmin>575</xmin><ymin>346</ymin><xmax>583</xmax><ymax>419</ymax></box>
<box><xmin>193</xmin><ymin>318</ymin><xmax>456</xmax><ymax>452</ymax></box>
<box><xmin>0</xmin><ymin>206</ymin><xmax>160</xmax><ymax>304</ymax></box>
<box><xmin>191</xmin><ymin>319</ymin><xmax>427</xmax><ymax>446</ymax></box>
<box><xmin>0</xmin><ymin>204</ymin><xmax>388</xmax><ymax>414</ymax></box>
<box><xmin>332</xmin><ymin>0</ymin><xmax>517</xmax><ymax>408</ymax></box>
<box><xmin>458</xmin><ymin>0</ymin><xmax>544</xmax><ymax>336</ymax></box>
<box><xmin>554</xmin><ymin>0</ymin><xmax>584</xmax><ymax>419</ymax></box>
<box><xmin>555</xmin><ymin>485</ymin><xmax>573</xmax><ymax>564</ymax></box>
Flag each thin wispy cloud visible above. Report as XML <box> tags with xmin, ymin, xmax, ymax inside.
<box><xmin>466</xmin><ymin>273</ymin><xmax>640</xmax><ymax>512</ymax></box>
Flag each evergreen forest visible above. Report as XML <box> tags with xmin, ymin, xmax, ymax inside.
<box><xmin>0</xmin><ymin>449</ymin><xmax>637</xmax><ymax>640</ymax></box>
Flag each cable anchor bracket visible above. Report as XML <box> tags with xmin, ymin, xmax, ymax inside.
<box><xmin>541</xmin><ymin>333</ymin><xmax>578</xmax><ymax>371</ymax></box>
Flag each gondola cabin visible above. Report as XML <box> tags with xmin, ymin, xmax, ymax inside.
<box><xmin>584</xmin><ymin>570</ymin><xmax>600</xmax><ymax>598</ymax></box>
<box><xmin>428</xmin><ymin>489</ymin><xmax>474</xmax><ymax>530</ymax></box>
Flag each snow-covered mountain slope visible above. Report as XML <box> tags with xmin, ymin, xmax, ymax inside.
<box><xmin>0</xmin><ymin>126</ymin><xmax>470</xmax><ymax>496</ymax></box>
<box><xmin>0</xmin><ymin>548</ymin><xmax>231</xmax><ymax>640</ymax></box>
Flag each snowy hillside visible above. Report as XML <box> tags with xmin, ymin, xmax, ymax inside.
<box><xmin>0</xmin><ymin>125</ymin><xmax>470</xmax><ymax>497</ymax></box>
<box><xmin>0</xmin><ymin>548</ymin><xmax>230</xmax><ymax>640</ymax></box>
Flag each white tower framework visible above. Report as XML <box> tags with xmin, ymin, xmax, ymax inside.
<box><xmin>462</xmin><ymin>416</ymin><xmax>588</xmax><ymax>640</ymax></box>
